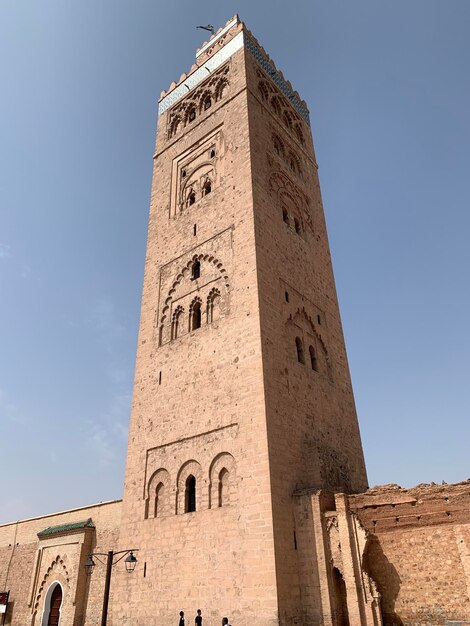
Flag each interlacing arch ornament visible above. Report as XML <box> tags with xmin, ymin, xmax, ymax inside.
<box><xmin>269</xmin><ymin>171</ymin><xmax>313</xmax><ymax>234</ymax></box>
<box><xmin>272</xmin><ymin>133</ymin><xmax>285</xmax><ymax>158</ymax></box>
<box><xmin>199</xmin><ymin>89</ymin><xmax>213</xmax><ymax>113</ymax></box>
<box><xmin>167</xmin><ymin>63</ymin><xmax>230</xmax><ymax>139</ymax></box>
<box><xmin>271</xmin><ymin>133</ymin><xmax>303</xmax><ymax>180</ymax></box>
<box><xmin>258</xmin><ymin>80</ymin><xmax>269</xmax><ymax>102</ymax></box>
<box><xmin>256</xmin><ymin>71</ymin><xmax>306</xmax><ymax>144</ymax></box>
<box><xmin>159</xmin><ymin>254</ymin><xmax>230</xmax><ymax>344</ymax></box>
<box><xmin>215</xmin><ymin>77</ymin><xmax>229</xmax><ymax>101</ymax></box>
<box><xmin>283</xmin><ymin>110</ymin><xmax>294</xmax><ymax>129</ymax></box>
<box><xmin>169</xmin><ymin>116</ymin><xmax>181</xmax><ymax>138</ymax></box>
<box><xmin>287</xmin><ymin>150</ymin><xmax>302</xmax><ymax>177</ymax></box>
<box><xmin>32</xmin><ymin>556</ymin><xmax>70</xmax><ymax>624</ymax></box>
<box><xmin>271</xmin><ymin>95</ymin><xmax>282</xmax><ymax>116</ymax></box>
<box><xmin>295</xmin><ymin>123</ymin><xmax>305</xmax><ymax>146</ymax></box>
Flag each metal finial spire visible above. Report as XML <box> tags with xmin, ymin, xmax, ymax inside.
<box><xmin>196</xmin><ymin>24</ymin><xmax>215</xmax><ymax>35</ymax></box>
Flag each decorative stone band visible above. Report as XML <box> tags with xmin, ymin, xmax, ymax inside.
<box><xmin>244</xmin><ymin>35</ymin><xmax>310</xmax><ymax>125</ymax></box>
<box><xmin>158</xmin><ymin>31</ymin><xmax>310</xmax><ymax>126</ymax></box>
<box><xmin>159</xmin><ymin>32</ymin><xmax>244</xmax><ymax>115</ymax></box>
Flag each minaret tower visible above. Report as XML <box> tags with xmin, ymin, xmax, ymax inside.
<box><xmin>114</xmin><ymin>16</ymin><xmax>367</xmax><ymax>626</ymax></box>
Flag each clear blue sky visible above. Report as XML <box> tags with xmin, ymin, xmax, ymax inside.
<box><xmin>1</xmin><ymin>1</ymin><xmax>469</xmax><ymax>524</ymax></box>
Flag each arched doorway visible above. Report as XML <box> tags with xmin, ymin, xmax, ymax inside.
<box><xmin>41</xmin><ymin>582</ymin><xmax>63</xmax><ymax>626</ymax></box>
<box><xmin>332</xmin><ymin>567</ymin><xmax>350</xmax><ymax>626</ymax></box>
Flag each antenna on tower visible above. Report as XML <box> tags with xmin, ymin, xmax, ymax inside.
<box><xmin>196</xmin><ymin>24</ymin><xmax>215</xmax><ymax>35</ymax></box>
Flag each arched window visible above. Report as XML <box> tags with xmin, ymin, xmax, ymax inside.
<box><xmin>288</xmin><ymin>152</ymin><xmax>301</xmax><ymax>176</ymax></box>
<box><xmin>271</xmin><ymin>97</ymin><xmax>282</xmax><ymax>116</ymax></box>
<box><xmin>258</xmin><ymin>82</ymin><xmax>269</xmax><ymax>101</ymax></box>
<box><xmin>207</xmin><ymin>289</ymin><xmax>221</xmax><ymax>323</ymax></box>
<box><xmin>154</xmin><ymin>482</ymin><xmax>164</xmax><ymax>518</ymax></box>
<box><xmin>190</xmin><ymin>299</ymin><xmax>202</xmax><ymax>331</ymax></box>
<box><xmin>282</xmin><ymin>208</ymin><xmax>289</xmax><ymax>225</ymax></box>
<box><xmin>185</xmin><ymin>475</ymin><xmax>196</xmax><ymax>513</ymax></box>
<box><xmin>273</xmin><ymin>135</ymin><xmax>284</xmax><ymax>157</ymax></box>
<box><xmin>171</xmin><ymin>306</ymin><xmax>184</xmax><ymax>339</ymax></box>
<box><xmin>187</xmin><ymin>189</ymin><xmax>196</xmax><ymax>206</ymax></box>
<box><xmin>309</xmin><ymin>345</ymin><xmax>318</xmax><ymax>371</ymax></box>
<box><xmin>294</xmin><ymin>217</ymin><xmax>301</xmax><ymax>234</ymax></box>
<box><xmin>295</xmin><ymin>123</ymin><xmax>305</xmax><ymax>145</ymax></box>
<box><xmin>210</xmin><ymin>149</ymin><xmax>216</xmax><ymax>158</ymax></box>
<box><xmin>208</xmin><ymin>452</ymin><xmax>235</xmax><ymax>509</ymax></box>
<box><xmin>171</xmin><ymin>306</ymin><xmax>184</xmax><ymax>340</ymax></box>
<box><xmin>218</xmin><ymin>468</ymin><xmax>229</xmax><ymax>507</ymax></box>
<box><xmin>169</xmin><ymin>117</ymin><xmax>180</xmax><ymax>138</ymax></box>
<box><xmin>191</xmin><ymin>260</ymin><xmax>201</xmax><ymax>280</ymax></box>
<box><xmin>187</xmin><ymin>107</ymin><xmax>196</xmax><ymax>123</ymax></box>
<box><xmin>283</xmin><ymin>110</ymin><xmax>293</xmax><ymax>128</ymax></box>
<box><xmin>203</xmin><ymin>96</ymin><xmax>212</xmax><ymax>110</ymax></box>
<box><xmin>296</xmin><ymin>337</ymin><xmax>305</xmax><ymax>364</ymax></box>
<box><xmin>202</xmin><ymin>179</ymin><xmax>212</xmax><ymax>196</ymax></box>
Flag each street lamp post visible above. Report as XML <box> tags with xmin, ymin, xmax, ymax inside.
<box><xmin>85</xmin><ymin>549</ymin><xmax>138</xmax><ymax>626</ymax></box>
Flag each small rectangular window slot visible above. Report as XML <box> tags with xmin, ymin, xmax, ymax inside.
<box><xmin>293</xmin><ymin>530</ymin><xmax>297</xmax><ymax>550</ymax></box>
<box><xmin>143</xmin><ymin>562</ymin><xmax>147</xmax><ymax>577</ymax></box>
<box><xmin>317</xmin><ymin>314</ymin><xmax>321</xmax><ymax>325</ymax></box>
<box><xmin>193</xmin><ymin>224</ymin><xmax>197</xmax><ymax>236</ymax></box>
<box><xmin>159</xmin><ymin>371</ymin><xmax>162</xmax><ymax>385</ymax></box>
<box><xmin>285</xmin><ymin>291</ymin><xmax>289</xmax><ymax>303</ymax></box>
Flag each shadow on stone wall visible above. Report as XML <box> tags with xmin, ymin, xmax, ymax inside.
<box><xmin>363</xmin><ymin>534</ymin><xmax>403</xmax><ymax>626</ymax></box>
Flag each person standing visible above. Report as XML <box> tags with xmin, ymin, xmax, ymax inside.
<box><xmin>179</xmin><ymin>611</ymin><xmax>185</xmax><ymax>626</ymax></box>
<box><xmin>195</xmin><ymin>609</ymin><xmax>202</xmax><ymax>626</ymax></box>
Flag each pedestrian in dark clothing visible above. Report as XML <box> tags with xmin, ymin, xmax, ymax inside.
<box><xmin>179</xmin><ymin>611</ymin><xmax>185</xmax><ymax>626</ymax></box>
<box><xmin>195</xmin><ymin>609</ymin><xmax>202</xmax><ymax>626</ymax></box>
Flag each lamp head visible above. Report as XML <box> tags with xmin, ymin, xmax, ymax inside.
<box><xmin>85</xmin><ymin>555</ymin><xmax>95</xmax><ymax>576</ymax></box>
<box><xmin>124</xmin><ymin>551</ymin><xmax>137</xmax><ymax>573</ymax></box>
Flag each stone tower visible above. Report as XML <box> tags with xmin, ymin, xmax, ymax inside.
<box><xmin>114</xmin><ymin>16</ymin><xmax>368</xmax><ymax>626</ymax></box>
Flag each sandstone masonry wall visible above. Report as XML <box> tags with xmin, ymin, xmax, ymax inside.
<box><xmin>0</xmin><ymin>500</ymin><xmax>121</xmax><ymax>626</ymax></box>
<box><xmin>244</xmin><ymin>27</ymin><xmax>368</xmax><ymax>626</ymax></box>
<box><xmin>114</xmin><ymin>21</ymin><xmax>278</xmax><ymax>626</ymax></box>
<box><xmin>350</xmin><ymin>481</ymin><xmax>470</xmax><ymax>626</ymax></box>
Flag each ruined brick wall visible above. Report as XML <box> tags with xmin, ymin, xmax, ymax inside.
<box><xmin>0</xmin><ymin>500</ymin><xmax>121</xmax><ymax>626</ymax></box>
<box><xmin>350</xmin><ymin>481</ymin><xmax>470</xmax><ymax>626</ymax></box>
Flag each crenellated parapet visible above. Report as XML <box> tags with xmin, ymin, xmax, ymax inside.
<box><xmin>158</xmin><ymin>15</ymin><xmax>310</xmax><ymax>124</ymax></box>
